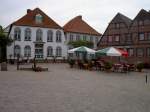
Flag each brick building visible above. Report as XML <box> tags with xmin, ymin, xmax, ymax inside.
<box><xmin>98</xmin><ymin>9</ymin><xmax>150</xmax><ymax>64</ymax></box>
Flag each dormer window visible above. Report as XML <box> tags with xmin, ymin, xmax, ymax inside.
<box><xmin>35</xmin><ymin>14</ymin><xmax>43</xmax><ymax>24</ymax></box>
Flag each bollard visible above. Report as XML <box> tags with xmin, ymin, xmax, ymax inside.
<box><xmin>146</xmin><ymin>74</ymin><xmax>148</xmax><ymax>84</ymax></box>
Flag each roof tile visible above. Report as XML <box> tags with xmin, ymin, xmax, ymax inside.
<box><xmin>63</xmin><ymin>16</ymin><xmax>101</xmax><ymax>36</ymax></box>
<box><xmin>13</xmin><ymin>8</ymin><xmax>62</xmax><ymax>29</ymax></box>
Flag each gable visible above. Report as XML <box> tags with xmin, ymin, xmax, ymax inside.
<box><xmin>110</xmin><ymin>13</ymin><xmax>132</xmax><ymax>27</ymax></box>
<box><xmin>63</xmin><ymin>16</ymin><xmax>101</xmax><ymax>36</ymax></box>
<box><xmin>13</xmin><ymin>8</ymin><xmax>62</xmax><ymax>29</ymax></box>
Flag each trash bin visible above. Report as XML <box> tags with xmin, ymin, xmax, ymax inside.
<box><xmin>1</xmin><ymin>62</ymin><xmax>7</xmax><ymax>71</ymax></box>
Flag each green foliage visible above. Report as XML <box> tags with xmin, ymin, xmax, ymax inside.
<box><xmin>68</xmin><ymin>59</ymin><xmax>75</xmax><ymax>68</ymax></box>
<box><xmin>104</xmin><ymin>62</ymin><xmax>113</xmax><ymax>70</ymax></box>
<box><xmin>68</xmin><ymin>40</ymin><xmax>93</xmax><ymax>48</ymax></box>
<box><xmin>0</xmin><ymin>26</ymin><xmax>13</xmax><ymax>62</ymax></box>
<box><xmin>136</xmin><ymin>63</ymin><xmax>144</xmax><ymax>71</ymax></box>
<box><xmin>0</xmin><ymin>26</ymin><xmax>13</xmax><ymax>47</ymax></box>
<box><xmin>0</xmin><ymin>26</ymin><xmax>2</xmax><ymax>32</ymax></box>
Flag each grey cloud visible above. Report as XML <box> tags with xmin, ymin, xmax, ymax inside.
<box><xmin>0</xmin><ymin>0</ymin><xmax>149</xmax><ymax>33</ymax></box>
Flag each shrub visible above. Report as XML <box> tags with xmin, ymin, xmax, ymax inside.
<box><xmin>68</xmin><ymin>59</ymin><xmax>75</xmax><ymax>68</ymax></box>
<box><xmin>67</xmin><ymin>40</ymin><xmax>94</xmax><ymax>48</ymax></box>
<box><xmin>136</xmin><ymin>63</ymin><xmax>144</xmax><ymax>72</ymax></box>
<box><xmin>104</xmin><ymin>62</ymin><xmax>113</xmax><ymax>70</ymax></box>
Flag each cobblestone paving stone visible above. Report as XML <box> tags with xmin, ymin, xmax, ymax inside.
<box><xmin>0</xmin><ymin>63</ymin><xmax>150</xmax><ymax>112</ymax></box>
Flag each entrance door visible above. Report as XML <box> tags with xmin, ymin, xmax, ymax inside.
<box><xmin>35</xmin><ymin>44</ymin><xmax>43</xmax><ymax>58</ymax></box>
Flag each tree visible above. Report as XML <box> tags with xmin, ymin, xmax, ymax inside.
<box><xmin>0</xmin><ymin>26</ymin><xmax>13</xmax><ymax>62</ymax></box>
<box><xmin>68</xmin><ymin>40</ymin><xmax>94</xmax><ymax>48</ymax></box>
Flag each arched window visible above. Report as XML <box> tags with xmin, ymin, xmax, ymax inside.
<box><xmin>24</xmin><ymin>28</ymin><xmax>31</xmax><ymax>41</ymax></box>
<box><xmin>47</xmin><ymin>46</ymin><xmax>53</xmax><ymax>57</ymax></box>
<box><xmin>83</xmin><ymin>35</ymin><xmax>87</xmax><ymax>41</ymax></box>
<box><xmin>47</xmin><ymin>30</ymin><xmax>53</xmax><ymax>42</ymax></box>
<box><xmin>14</xmin><ymin>27</ymin><xmax>21</xmax><ymax>41</ymax></box>
<box><xmin>14</xmin><ymin>45</ymin><xmax>21</xmax><ymax>57</ymax></box>
<box><xmin>36</xmin><ymin>29</ymin><xmax>43</xmax><ymax>41</ymax></box>
<box><xmin>24</xmin><ymin>46</ymin><xmax>31</xmax><ymax>57</ymax></box>
<box><xmin>56</xmin><ymin>30</ymin><xmax>61</xmax><ymax>42</ymax></box>
<box><xmin>35</xmin><ymin>14</ymin><xmax>43</xmax><ymax>24</ymax></box>
<box><xmin>56</xmin><ymin>46</ymin><xmax>62</xmax><ymax>57</ymax></box>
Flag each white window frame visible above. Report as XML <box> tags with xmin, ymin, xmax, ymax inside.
<box><xmin>24</xmin><ymin>46</ymin><xmax>31</xmax><ymax>57</ymax></box>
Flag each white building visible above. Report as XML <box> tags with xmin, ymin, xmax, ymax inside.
<box><xmin>63</xmin><ymin>16</ymin><xmax>101</xmax><ymax>50</ymax></box>
<box><xmin>6</xmin><ymin>8</ymin><xmax>67</xmax><ymax>61</ymax></box>
<box><xmin>6</xmin><ymin>8</ymin><xmax>101</xmax><ymax>62</ymax></box>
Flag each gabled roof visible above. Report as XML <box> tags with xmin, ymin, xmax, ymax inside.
<box><xmin>63</xmin><ymin>16</ymin><xmax>101</xmax><ymax>36</ymax></box>
<box><xmin>97</xmin><ymin>13</ymin><xmax>132</xmax><ymax>46</ymax></box>
<box><xmin>13</xmin><ymin>8</ymin><xmax>62</xmax><ymax>29</ymax></box>
<box><xmin>133</xmin><ymin>9</ymin><xmax>150</xmax><ymax>21</ymax></box>
<box><xmin>111</xmin><ymin>13</ymin><xmax>132</xmax><ymax>27</ymax></box>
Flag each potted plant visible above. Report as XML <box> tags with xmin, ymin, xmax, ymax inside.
<box><xmin>68</xmin><ymin>59</ymin><xmax>75</xmax><ymax>68</ymax></box>
<box><xmin>104</xmin><ymin>62</ymin><xmax>112</xmax><ymax>72</ymax></box>
<box><xmin>136</xmin><ymin>63</ymin><xmax>144</xmax><ymax>72</ymax></box>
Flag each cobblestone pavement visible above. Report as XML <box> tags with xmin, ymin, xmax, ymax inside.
<box><xmin>0</xmin><ymin>63</ymin><xmax>150</xmax><ymax>112</ymax></box>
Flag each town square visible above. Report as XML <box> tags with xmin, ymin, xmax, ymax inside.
<box><xmin>0</xmin><ymin>63</ymin><xmax>150</xmax><ymax>112</ymax></box>
<box><xmin>0</xmin><ymin>0</ymin><xmax>150</xmax><ymax>112</ymax></box>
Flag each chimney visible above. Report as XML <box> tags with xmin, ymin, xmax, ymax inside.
<box><xmin>27</xmin><ymin>9</ymin><xmax>32</xmax><ymax>14</ymax></box>
<box><xmin>78</xmin><ymin>15</ymin><xmax>82</xmax><ymax>19</ymax></box>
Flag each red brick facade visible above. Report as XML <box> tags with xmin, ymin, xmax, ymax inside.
<box><xmin>98</xmin><ymin>9</ymin><xmax>150</xmax><ymax>64</ymax></box>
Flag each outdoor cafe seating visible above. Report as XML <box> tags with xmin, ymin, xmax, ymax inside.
<box><xmin>112</xmin><ymin>63</ymin><xmax>136</xmax><ymax>73</ymax></box>
<box><xmin>68</xmin><ymin>46</ymin><xmax>138</xmax><ymax>73</ymax></box>
<box><xmin>71</xmin><ymin>58</ymin><xmax>137</xmax><ymax>73</ymax></box>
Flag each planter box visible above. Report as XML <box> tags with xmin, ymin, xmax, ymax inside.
<box><xmin>1</xmin><ymin>62</ymin><xmax>7</xmax><ymax>71</ymax></box>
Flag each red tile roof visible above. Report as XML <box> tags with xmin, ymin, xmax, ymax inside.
<box><xmin>63</xmin><ymin>16</ymin><xmax>101</xmax><ymax>36</ymax></box>
<box><xmin>13</xmin><ymin>8</ymin><xmax>62</xmax><ymax>29</ymax></box>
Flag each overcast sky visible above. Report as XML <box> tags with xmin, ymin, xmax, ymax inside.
<box><xmin>0</xmin><ymin>0</ymin><xmax>150</xmax><ymax>33</ymax></box>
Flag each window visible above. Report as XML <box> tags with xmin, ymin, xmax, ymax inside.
<box><xmin>115</xmin><ymin>23</ymin><xmax>120</xmax><ymax>29</ymax></box>
<box><xmin>147</xmin><ymin>48</ymin><xmax>150</xmax><ymax>57</ymax></box>
<box><xmin>70</xmin><ymin>34</ymin><xmax>73</xmax><ymax>41</ymax></box>
<box><xmin>125</xmin><ymin>34</ymin><xmax>132</xmax><ymax>42</ymax></box>
<box><xmin>138</xmin><ymin>33</ymin><xmax>145</xmax><ymax>41</ymax></box>
<box><xmin>114</xmin><ymin>35</ymin><xmax>120</xmax><ymax>42</ymax></box>
<box><xmin>47</xmin><ymin>30</ymin><xmax>53</xmax><ymax>42</ymax></box>
<box><xmin>56</xmin><ymin>47</ymin><xmax>62</xmax><ymax>57</ymax></box>
<box><xmin>108</xmin><ymin>36</ymin><xmax>113</xmax><ymax>42</ymax></box>
<box><xmin>102</xmin><ymin>36</ymin><xmax>107</xmax><ymax>43</ymax></box>
<box><xmin>138</xmin><ymin>20</ymin><xmax>144</xmax><ymax>26</ymax></box>
<box><xmin>95</xmin><ymin>37</ymin><xmax>98</xmax><ymax>44</ymax></box>
<box><xmin>24</xmin><ymin>28</ymin><xmax>31</xmax><ymax>41</ymax></box>
<box><xmin>76</xmin><ymin>35</ymin><xmax>80</xmax><ymax>41</ymax></box>
<box><xmin>147</xmin><ymin>32</ymin><xmax>150</xmax><ymax>40</ymax></box>
<box><xmin>36</xmin><ymin>29</ymin><xmax>43</xmax><ymax>41</ymax></box>
<box><xmin>83</xmin><ymin>35</ymin><xmax>86</xmax><ymax>41</ymax></box>
<box><xmin>24</xmin><ymin>46</ymin><xmax>31</xmax><ymax>57</ymax></box>
<box><xmin>127</xmin><ymin>48</ymin><xmax>134</xmax><ymax>57</ymax></box>
<box><xmin>14</xmin><ymin>45</ymin><xmax>21</xmax><ymax>57</ymax></box>
<box><xmin>47</xmin><ymin>46</ymin><xmax>53</xmax><ymax>57</ymax></box>
<box><xmin>14</xmin><ymin>27</ymin><xmax>21</xmax><ymax>41</ymax></box>
<box><xmin>35</xmin><ymin>14</ymin><xmax>43</xmax><ymax>24</ymax></box>
<box><xmin>90</xmin><ymin>36</ymin><xmax>93</xmax><ymax>42</ymax></box>
<box><xmin>137</xmin><ymin>48</ymin><xmax>144</xmax><ymax>57</ymax></box>
<box><xmin>56</xmin><ymin>31</ymin><xmax>61</xmax><ymax>42</ymax></box>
